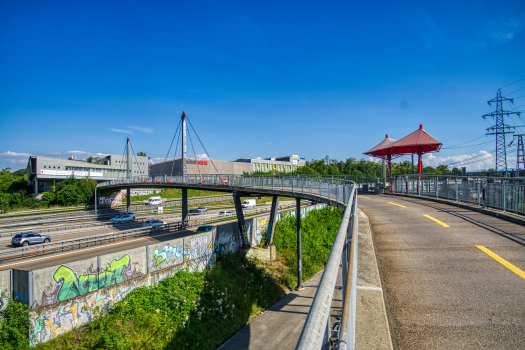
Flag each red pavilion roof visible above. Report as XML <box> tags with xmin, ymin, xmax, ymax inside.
<box><xmin>363</xmin><ymin>134</ymin><xmax>398</xmax><ymax>158</ymax></box>
<box><xmin>389</xmin><ymin>124</ymin><xmax>442</xmax><ymax>155</ymax></box>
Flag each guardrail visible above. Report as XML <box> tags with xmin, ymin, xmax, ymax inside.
<box><xmin>0</xmin><ymin>220</ymin><xmax>187</xmax><ymax>262</ymax></box>
<box><xmin>393</xmin><ymin>174</ymin><xmax>525</xmax><ymax>215</ymax></box>
<box><xmin>0</xmin><ymin>195</ymin><xmax>232</xmax><ymax>228</ymax></box>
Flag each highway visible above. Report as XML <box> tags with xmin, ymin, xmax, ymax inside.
<box><xmin>0</xmin><ymin>200</ymin><xmax>304</xmax><ymax>272</ymax></box>
<box><xmin>358</xmin><ymin>193</ymin><xmax>525</xmax><ymax>349</ymax></box>
<box><xmin>0</xmin><ymin>201</ymin><xmax>297</xmax><ymax>250</ymax></box>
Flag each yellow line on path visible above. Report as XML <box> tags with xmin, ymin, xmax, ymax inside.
<box><xmin>423</xmin><ymin>214</ymin><xmax>450</xmax><ymax>227</ymax></box>
<box><xmin>388</xmin><ymin>202</ymin><xmax>406</xmax><ymax>208</ymax></box>
<box><xmin>358</xmin><ymin>196</ymin><xmax>370</xmax><ymax>199</ymax></box>
<box><xmin>476</xmin><ymin>245</ymin><xmax>525</xmax><ymax>280</ymax></box>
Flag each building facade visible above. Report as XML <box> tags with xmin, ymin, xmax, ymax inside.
<box><xmin>26</xmin><ymin>155</ymin><xmax>149</xmax><ymax>194</ymax></box>
<box><xmin>150</xmin><ymin>155</ymin><xmax>306</xmax><ymax>176</ymax></box>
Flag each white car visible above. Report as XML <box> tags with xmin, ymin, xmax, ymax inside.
<box><xmin>197</xmin><ymin>207</ymin><xmax>207</xmax><ymax>212</ymax></box>
<box><xmin>219</xmin><ymin>210</ymin><xmax>233</xmax><ymax>216</ymax></box>
<box><xmin>110</xmin><ymin>214</ymin><xmax>133</xmax><ymax>224</ymax></box>
<box><xmin>143</xmin><ymin>220</ymin><xmax>167</xmax><ymax>228</ymax></box>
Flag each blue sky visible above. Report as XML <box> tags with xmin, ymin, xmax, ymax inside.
<box><xmin>1</xmin><ymin>0</ymin><xmax>524</xmax><ymax>171</ymax></box>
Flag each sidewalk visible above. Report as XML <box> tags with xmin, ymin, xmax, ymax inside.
<box><xmin>219</xmin><ymin>209</ymin><xmax>392</xmax><ymax>350</ymax></box>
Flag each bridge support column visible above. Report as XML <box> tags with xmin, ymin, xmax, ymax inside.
<box><xmin>94</xmin><ymin>187</ymin><xmax>98</xmax><ymax>218</ymax></box>
<box><xmin>233</xmin><ymin>191</ymin><xmax>248</xmax><ymax>248</ymax></box>
<box><xmin>295</xmin><ymin>197</ymin><xmax>304</xmax><ymax>290</ymax></box>
<box><xmin>126</xmin><ymin>188</ymin><xmax>130</xmax><ymax>212</ymax></box>
<box><xmin>266</xmin><ymin>195</ymin><xmax>280</xmax><ymax>245</ymax></box>
<box><xmin>182</xmin><ymin>188</ymin><xmax>188</xmax><ymax>224</ymax></box>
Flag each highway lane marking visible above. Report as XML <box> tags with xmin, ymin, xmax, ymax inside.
<box><xmin>476</xmin><ymin>246</ymin><xmax>525</xmax><ymax>280</ymax></box>
<box><xmin>423</xmin><ymin>215</ymin><xmax>450</xmax><ymax>227</ymax></box>
<box><xmin>0</xmin><ymin>230</ymin><xmax>186</xmax><ymax>270</ymax></box>
<box><xmin>358</xmin><ymin>196</ymin><xmax>370</xmax><ymax>199</ymax></box>
<box><xmin>388</xmin><ymin>202</ymin><xmax>406</xmax><ymax>208</ymax></box>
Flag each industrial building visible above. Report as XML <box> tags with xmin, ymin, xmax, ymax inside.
<box><xmin>149</xmin><ymin>155</ymin><xmax>306</xmax><ymax>176</ymax></box>
<box><xmin>26</xmin><ymin>154</ymin><xmax>150</xmax><ymax>194</ymax></box>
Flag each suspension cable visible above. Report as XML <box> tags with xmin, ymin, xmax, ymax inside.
<box><xmin>165</xmin><ymin>119</ymin><xmax>182</xmax><ymax>162</ymax></box>
<box><xmin>171</xmin><ymin>125</ymin><xmax>182</xmax><ymax>177</ymax></box>
<box><xmin>129</xmin><ymin>141</ymin><xmax>144</xmax><ymax>177</ymax></box>
<box><xmin>186</xmin><ymin>116</ymin><xmax>219</xmax><ymax>174</ymax></box>
<box><xmin>187</xmin><ymin>127</ymin><xmax>201</xmax><ymax>175</ymax></box>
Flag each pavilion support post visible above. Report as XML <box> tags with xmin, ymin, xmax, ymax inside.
<box><xmin>233</xmin><ymin>191</ymin><xmax>248</xmax><ymax>248</ymax></box>
<box><xmin>266</xmin><ymin>195</ymin><xmax>280</xmax><ymax>245</ymax></box>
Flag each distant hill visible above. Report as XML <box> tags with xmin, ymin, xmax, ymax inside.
<box><xmin>11</xmin><ymin>168</ymin><xmax>26</xmax><ymax>177</ymax></box>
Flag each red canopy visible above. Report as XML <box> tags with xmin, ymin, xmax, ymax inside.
<box><xmin>389</xmin><ymin>124</ymin><xmax>442</xmax><ymax>155</ymax></box>
<box><xmin>363</xmin><ymin>134</ymin><xmax>398</xmax><ymax>159</ymax></box>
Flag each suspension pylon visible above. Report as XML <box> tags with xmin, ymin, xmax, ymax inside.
<box><xmin>482</xmin><ymin>89</ymin><xmax>520</xmax><ymax>175</ymax></box>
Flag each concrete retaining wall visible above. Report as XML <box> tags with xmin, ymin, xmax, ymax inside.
<box><xmin>0</xmin><ymin>270</ymin><xmax>10</xmax><ymax>311</ymax></box>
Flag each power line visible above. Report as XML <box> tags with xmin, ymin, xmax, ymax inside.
<box><xmin>440</xmin><ymin>135</ymin><xmax>488</xmax><ymax>149</ymax></box>
<box><xmin>500</xmin><ymin>77</ymin><xmax>525</xmax><ymax>89</ymax></box>
<box><xmin>508</xmin><ymin>86</ymin><xmax>525</xmax><ymax>96</ymax></box>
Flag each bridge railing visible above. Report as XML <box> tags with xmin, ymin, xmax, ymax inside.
<box><xmin>393</xmin><ymin>174</ymin><xmax>525</xmax><ymax>214</ymax></box>
<box><xmin>101</xmin><ymin>174</ymin><xmax>360</xmax><ymax>349</ymax></box>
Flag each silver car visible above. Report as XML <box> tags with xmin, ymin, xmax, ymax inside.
<box><xmin>12</xmin><ymin>232</ymin><xmax>51</xmax><ymax>247</ymax></box>
<box><xmin>110</xmin><ymin>214</ymin><xmax>133</xmax><ymax>224</ymax></box>
<box><xmin>143</xmin><ymin>220</ymin><xmax>167</xmax><ymax>228</ymax></box>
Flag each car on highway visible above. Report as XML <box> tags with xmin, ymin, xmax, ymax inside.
<box><xmin>196</xmin><ymin>207</ymin><xmax>207</xmax><ymax>212</ymax></box>
<box><xmin>196</xmin><ymin>225</ymin><xmax>214</xmax><ymax>233</ymax></box>
<box><xmin>188</xmin><ymin>209</ymin><xmax>201</xmax><ymax>215</ymax></box>
<box><xmin>121</xmin><ymin>212</ymin><xmax>136</xmax><ymax>220</ymax></box>
<box><xmin>219</xmin><ymin>210</ymin><xmax>233</xmax><ymax>215</ymax></box>
<box><xmin>12</xmin><ymin>232</ymin><xmax>51</xmax><ymax>247</ymax></box>
<box><xmin>110</xmin><ymin>214</ymin><xmax>133</xmax><ymax>224</ymax></box>
<box><xmin>143</xmin><ymin>220</ymin><xmax>167</xmax><ymax>228</ymax></box>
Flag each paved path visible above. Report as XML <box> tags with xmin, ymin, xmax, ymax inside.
<box><xmin>219</xmin><ymin>209</ymin><xmax>392</xmax><ymax>350</ymax></box>
<box><xmin>359</xmin><ymin>193</ymin><xmax>525</xmax><ymax>350</ymax></box>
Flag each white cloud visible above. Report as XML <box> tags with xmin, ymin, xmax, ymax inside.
<box><xmin>196</xmin><ymin>154</ymin><xmax>209</xmax><ymax>159</ymax></box>
<box><xmin>0</xmin><ymin>151</ymin><xmax>32</xmax><ymax>165</ymax></box>
<box><xmin>128</xmin><ymin>126</ymin><xmax>153</xmax><ymax>134</ymax></box>
<box><xmin>483</xmin><ymin>16</ymin><xmax>525</xmax><ymax>46</ymax></box>
<box><xmin>424</xmin><ymin>151</ymin><xmax>496</xmax><ymax>171</ymax></box>
<box><xmin>111</xmin><ymin>128</ymin><xmax>134</xmax><ymax>134</ymax></box>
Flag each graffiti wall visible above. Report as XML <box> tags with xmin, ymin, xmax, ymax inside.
<box><xmin>30</xmin><ymin>275</ymin><xmax>146</xmax><ymax>346</ymax></box>
<box><xmin>148</xmin><ymin>237</ymin><xmax>185</xmax><ymax>271</ymax></box>
<box><xmin>0</xmin><ymin>270</ymin><xmax>10</xmax><ymax>312</ymax></box>
<box><xmin>215</xmin><ymin>222</ymin><xmax>240</xmax><ymax>253</ymax></box>
<box><xmin>184</xmin><ymin>231</ymin><xmax>215</xmax><ymax>272</ymax></box>
<box><xmin>99</xmin><ymin>246</ymin><xmax>146</xmax><ymax>283</ymax></box>
<box><xmin>254</xmin><ymin>217</ymin><xmax>269</xmax><ymax>246</ymax></box>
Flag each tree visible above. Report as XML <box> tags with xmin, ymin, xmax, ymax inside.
<box><xmin>11</xmin><ymin>168</ymin><xmax>26</xmax><ymax>177</ymax></box>
<box><xmin>137</xmin><ymin>152</ymin><xmax>146</xmax><ymax>157</ymax></box>
<box><xmin>0</xmin><ymin>168</ymin><xmax>15</xmax><ymax>193</ymax></box>
<box><xmin>78</xmin><ymin>177</ymin><xmax>97</xmax><ymax>202</ymax></box>
<box><xmin>57</xmin><ymin>185</ymin><xmax>85</xmax><ymax>206</ymax></box>
<box><xmin>87</xmin><ymin>156</ymin><xmax>93</xmax><ymax>163</ymax></box>
<box><xmin>41</xmin><ymin>192</ymin><xmax>56</xmax><ymax>205</ymax></box>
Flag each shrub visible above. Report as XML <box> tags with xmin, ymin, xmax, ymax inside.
<box><xmin>0</xmin><ymin>293</ymin><xmax>31</xmax><ymax>350</ymax></box>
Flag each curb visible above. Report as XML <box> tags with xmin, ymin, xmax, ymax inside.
<box><xmin>356</xmin><ymin>209</ymin><xmax>393</xmax><ymax>350</ymax></box>
<box><xmin>385</xmin><ymin>192</ymin><xmax>525</xmax><ymax>226</ymax></box>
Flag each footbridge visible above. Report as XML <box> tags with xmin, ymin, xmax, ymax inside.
<box><xmin>99</xmin><ymin>174</ymin><xmax>359</xmax><ymax>350</ymax></box>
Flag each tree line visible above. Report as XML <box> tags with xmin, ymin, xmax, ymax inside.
<box><xmin>0</xmin><ymin>168</ymin><xmax>97</xmax><ymax>212</ymax></box>
<box><xmin>251</xmin><ymin>156</ymin><xmax>465</xmax><ymax>177</ymax></box>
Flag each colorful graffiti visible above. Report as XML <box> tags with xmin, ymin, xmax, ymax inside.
<box><xmin>253</xmin><ymin>218</ymin><xmax>269</xmax><ymax>246</ymax></box>
<box><xmin>153</xmin><ymin>244</ymin><xmax>183</xmax><ymax>268</ymax></box>
<box><xmin>31</xmin><ymin>283</ymin><xmax>136</xmax><ymax>346</ymax></box>
<box><xmin>244</xmin><ymin>248</ymin><xmax>271</xmax><ymax>261</ymax></box>
<box><xmin>53</xmin><ymin>255</ymin><xmax>131</xmax><ymax>302</ymax></box>
<box><xmin>98</xmin><ymin>196</ymin><xmax>122</xmax><ymax>206</ymax></box>
<box><xmin>0</xmin><ymin>295</ymin><xmax>7</xmax><ymax>312</ymax></box>
<box><xmin>216</xmin><ymin>231</ymin><xmax>239</xmax><ymax>253</ymax></box>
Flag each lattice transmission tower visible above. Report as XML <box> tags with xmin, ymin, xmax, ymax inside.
<box><xmin>482</xmin><ymin>89</ymin><xmax>519</xmax><ymax>174</ymax></box>
<box><xmin>515</xmin><ymin>134</ymin><xmax>525</xmax><ymax>175</ymax></box>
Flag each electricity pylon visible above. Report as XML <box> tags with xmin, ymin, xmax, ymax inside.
<box><xmin>483</xmin><ymin>89</ymin><xmax>520</xmax><ymax>175</ymax></box>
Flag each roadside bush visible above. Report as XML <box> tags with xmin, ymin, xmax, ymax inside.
<box><xmin>41</xmin><ymin>192</ymin><xmax>56</xmax><ymax>205</ymax></box>
<box><xmin>273</xmin><ymin>206</ymin><xmax>343</xmax><ymax>283</ymax></box>
<box><xmin>0</xmin><ymin>293</ymin><xmax>31</xmax><ymax>350</ymax></box>
<box><xmin>56</xmin><ymin>185</ymin><xmax>85</xmax><ymax>206</ymax></box>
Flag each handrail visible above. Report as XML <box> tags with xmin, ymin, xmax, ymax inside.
<box><xmin>296</xmin><ymin>185</ymin><xmax>357</xmax><ymax>350</ymax></box>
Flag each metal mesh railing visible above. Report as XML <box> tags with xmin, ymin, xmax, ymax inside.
<box><xmin>393</xmin><ymin>175</ymin><xmax>525</xmax><ymax>214</ymax></box>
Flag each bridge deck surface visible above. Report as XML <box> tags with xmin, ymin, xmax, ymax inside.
<box><xmin>359</xmin><ymin>193</ymin><xmax>525</xmax><ymax>349</ymax></box>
